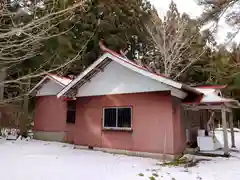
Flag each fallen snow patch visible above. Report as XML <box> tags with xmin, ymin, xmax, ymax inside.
<box><xmin>0</xmin><ymin>132</ymin><xmax>240</xmax><ymax>179</ymax></box>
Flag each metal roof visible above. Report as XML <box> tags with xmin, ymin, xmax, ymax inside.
<box><xmin>56</xmin><ymin>42</ymin><xmax>201</xmax><ymax>98</ymax></box>
<box><xmin>28</xmin><ymin>74</ymin><xmax>72</xmax><ymax>96</ymax></box>
<box><xmin>185</xmin><ymin>87</ymin><xmax>240</xmax><ymax>108</ymax></box>
<box><xmin>47</xmin><ymin>74</ymin><xmax>72</xmax><ymax>86</ymax></box>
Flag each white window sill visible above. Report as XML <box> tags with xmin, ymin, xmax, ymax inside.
<box><xmin>103</xmin><ymin>127</ymin><xmax>133</xmax><ymax>132</ymax></box>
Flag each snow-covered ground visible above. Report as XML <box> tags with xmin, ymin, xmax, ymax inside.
<box><xmin>0</xmin><ymin>131</ymin><xmax>240</xmax><ymax>180</ymax></box>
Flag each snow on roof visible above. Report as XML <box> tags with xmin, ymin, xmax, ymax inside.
<box><xmin>195</xmin><ymin>88</ymin><xmax>217</xmax><ymax>95</ymax></box>
<box><xmin>200</xmin><ymin>93</ymin><xmax>234</xmax><ymax>104</ymax></box>
<box><xmin>192</xmin><ymin>85</ymin><xmax>227</xmax><ymax>98</ymax></box>
<box><xmin>185</xmin><ymin>86</ymin><xmax>240</xmax><ymax>107</ymax></box>
<box><xmin>28</xmin><ymin>74</ymin><xmax>72</xmax><ymax>96</ymax></box>
<box><xmin>57</xmin><ymin>42</ymin><xmax>201</xmax><ymax>98</ymax></box>
<box><xmin>48</xmin><ymin>74</ymin><xmax>72</xmax><ymax>86</ymax></box>
<box><xmin>194</xmin><ymin>85</ymin><xmax>227</xmax><ymax>95</ymax></box>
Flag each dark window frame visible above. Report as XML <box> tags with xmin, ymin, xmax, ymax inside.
<box><xmin>103</xmin><ymin>107</ymin><xmax>132</xmax><ymax>131</ymax></box>
<box><xmin>66</xmin><ymin>100</ymin><xmax>76</xmax><ymax>124</ymax></box>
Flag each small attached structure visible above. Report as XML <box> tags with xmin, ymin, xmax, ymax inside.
<box><xmin>29</xmin><ymin>74</ymin><xmax>75</xmax><ymax>142</ymax></box>
<box><xmin>183</xmin><ymin>85</ymin><xmax>240</xmax><ymax>156</ymax></box>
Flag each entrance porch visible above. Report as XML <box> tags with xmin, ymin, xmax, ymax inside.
<box><xmin>182</xmin><ymin>86</ymin><xmax>240</xmax><ymax>156</ymax></box>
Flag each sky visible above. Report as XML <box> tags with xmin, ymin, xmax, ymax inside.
<box><xmin>151</xmin><ymin>0</ymin><xmax>202</xmax><ymax>18</ymax></box>
<box><xmin>150</xmin><ymin>0</ymin><xmax>240</xmax><ymax>44</ymax></box>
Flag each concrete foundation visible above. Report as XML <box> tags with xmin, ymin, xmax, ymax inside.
<box><xmin>34</xmin><ymin>131</ymin><xmax>65</xmax><ymax>142</ymax></box>
<box><xmin>74</xmin><ymin>145</ymin><xmax>182</xmax><ymax>161</ymax></box>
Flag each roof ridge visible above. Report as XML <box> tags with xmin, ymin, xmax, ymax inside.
<box><xmin>99</xmin><ymin>41</ymin><xmax>171</xmax><ymax>79</ymax></box>
<box><xmin>56</xmin><ymin>42</ymin><xmax>202</xmax><ymax>98</ymax></box>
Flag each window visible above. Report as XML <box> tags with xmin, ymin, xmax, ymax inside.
<box><xmin>66</xmin><ymin>100</ymin><xmax>76</xmax><ymax>124</ymax></box>
<box><xmin>103</xmin><ymin>107</ymin><xmax>132</xmax><ymax>129</ymax></box>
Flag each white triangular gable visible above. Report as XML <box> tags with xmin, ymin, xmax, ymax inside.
<box><xmin>36</xmin><ymin>80</ymin><xmax>63</xmax><ymax>96</ymax></box>
<box><xmin>77</xmin><ymin>61</ymin><xmax>172</xmax><ymax>97</ymax></box>
<box><xmin>56</xmin><ymin>51</ymin><xmax>192</xmax><ymax>99</ymax></box>
<box><xmin>29</xmin><ymin>74</ymin><xmax>72</xmax><ymax>97</ymax></box>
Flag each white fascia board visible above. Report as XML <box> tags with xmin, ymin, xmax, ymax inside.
<box><xmin>28</xmin><ymin>76</ymin><xmax>48</xmax><ymax>95</ymax></box>
<box><xmin>47</xmin><ymin>75</ymin><xmax>66</xmax><ymax>87</ymax></box>
<box><xmin>57</xmin><ymin>52</ymin><xmax>185</xmax><ymax>98</ymax></box>
<box><xmin>57</xmin><ymin>53</ymin><xmax>109</xmax><ymax>98</ymax></box>
<box><xmin>108</xmin><ymin>54</ymin><xmax>183</xmax><ymax>90</ymax></box>
<box><xmin>171</xmin><ymin>88</ymin><xmax>187</xmax><ymax>99</ymax></box>
<box><xmin>28</xmin><ymin>75</ymin><xmax>66</xmax><ymax>96</ymax></box>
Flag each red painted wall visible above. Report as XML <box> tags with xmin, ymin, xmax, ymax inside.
<box><xmin>74</xmin><ymin>92</ymin><xmax>182</xmax><ymax>155</ymax></box>
<box><xmin>65</xmin><ymin>124</ymin><xmax>76</xmax><ymax>143</ymax></box>
<box><xmin>172</xmin><ymin>97</ymin><xmax>186</xmax><ymax>154</ymax></box>
<box><xmin>34</xmin><ymin>96</ymin><xmax>77</xmax><ymax>143</ymax></box>
<box><xmin>34</xmin><ymin>92</ymin><xmax>186</xmax><ymax>155</ymax></box>
<box><xmin>34</xmin><ymin>96</ymin><xmax>67</xmax><ymax>132</ymax></box>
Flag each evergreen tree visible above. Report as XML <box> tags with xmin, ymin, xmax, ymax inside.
<box><xmin>143</xmin><ymin>1</ymin><xmax>211</xmax><ymax>82</ymax></box>
<box><xmin>1</xmin><ymin>0</ymin><xmax>155</xmax><ymax>98</ymax></box>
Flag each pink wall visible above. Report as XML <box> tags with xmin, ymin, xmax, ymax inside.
<box><xmin>34</xmin><ymin>92</ymin><xmax>187</xmax><ymax>155</ymax></box>
<box><xmin>172</xmin><ymin>97</ymin><xmax>186</xmax><ymax>154</ymax></box>
<box><xmin>34</xmin><ymin>96</ymin><xmax>76</xmax><ymax>143</ymax></box>
<box><xmin>74</xmin><ymin>92</ymin><xmax>181</xmax><ymax>155</ymax></box>
<box><xmin>34</xmin><ymin>96</ymin><xmax>67</xmax><ymax>132</ymax></box>
<box><xmin>64</xmin><ymin>124</ymin><xmax>76</xmax><ymax>143</ymax></box>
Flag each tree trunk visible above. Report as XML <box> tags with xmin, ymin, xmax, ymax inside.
<box><xmin>20</xmin><ymin>70</ymin><xmax>31</xmax><ymax>136</ymax></box>
<box><xmin>0</xmin><ymin>69</ymin><xmax>6</xmax><ymax>101</ymax></box>
<box><xmin>0</xmin><ymin>69</ymin><xmax>6</xmax><ymax>130</ymax></box>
